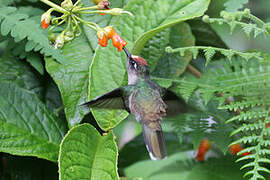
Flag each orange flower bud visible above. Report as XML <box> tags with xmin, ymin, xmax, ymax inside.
<box><xmin>97</xmin><ymin>29</ymin><xmax>108</xmax><ymax>47</ymax></box>
<box><xmin>229</xmin><ymin>144</ymin><xmax>242</xmax><ymax>155</ymax></box>
<box><xmin>229</xmin><ymin>144</ymin><xmax>251</xmax><ymax>156</ymax></box>
<box><xmin>98</xmin><ymin>34</ymin><xmax>108</xmax><ymax>47</ymax></box>
<box><xmin>104</xmin><ymin>26</ymin><xmax>114</xmax><ymax>38</ymax></box>
<box><xmin>97</xmin><ymin>26</ymin><xmax>127</xmax><ymax>51</ymax></box>
<box><xmin>111</xmin><ymin>33</ymin><xmax>127</xmax><ymax>52</ymax></box>
<box><xmin>196</xmin><ymin>139</ymin><xmax>211</xmax><ymax>162</ymax></box>
<box><xmin>41</xmin><ymin>19</ymin><xmax>50</xmax><ymax>29</ymax></box>
<box><xmin>41</xmin><ymin>11</ymin><xmax>51</xmax><ymax>29</ymax></box>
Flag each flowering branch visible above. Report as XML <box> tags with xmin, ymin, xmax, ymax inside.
<box><xmin>40</xmin><ymin>0</ymin><xmax>131</xmax><ymax>50</ymax></box>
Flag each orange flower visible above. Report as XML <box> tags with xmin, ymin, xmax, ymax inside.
<box><xmin>111</xmin><ymin>33</ymin><xmax>127</xmax><ymax>52</ymax></box>
<box><xmin>41</xmin><ymin>11</ymin><xmax>51</xmax><ymax>29</ymax></box>
<box><xmin>230</xmin><ymin>144</ymin><xmax>251</xmax><ymax>156</ymax></box>
<box><xmin>196</xmin><ymin>139</ymin><xmax>211</xmax><ymax>162</ymax></box>
<box><xmin>98</xmin><ymin>34</ymin><xmax>108</xmax><ymax>47</ymax></box>
<box><xmin>41</xmin><ymin>19</ymin><xmax>50</xmax><ymax>29</ymax></box>
<box><xmin>97</xmin><ymin>26</ymin><xmax>127</xmax><ymax>51</ymax></box>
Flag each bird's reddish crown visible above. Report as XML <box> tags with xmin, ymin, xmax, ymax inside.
<box><xmin>131</xmin><ymin>55</ymin><xmax>148</xmax><ymax>66</ymax></box>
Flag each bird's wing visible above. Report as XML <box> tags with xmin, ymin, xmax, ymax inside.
<box><xmin>80</xmin><ymin>87</ymin><xmax>127</xmax><ymax>110</ymax></box>
<box><xmin>162</xmin><ymin>89</ymin><xmax>188</xmax><ymax>117</ymax></box>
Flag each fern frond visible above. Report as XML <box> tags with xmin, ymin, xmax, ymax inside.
<box><xmin>219</xmin><ymin>99</ymin><xmax>270</xmax><ymax>111</ymax></box>
<box><xmin>226</xmin><ymin>106</ymin><xmax>270</xmax><ymax>179</ymax></box>
<box><xmin>202</xmin><ymin>9</ymin><xmax>270</xmax><ymax>38</ymax></box>
<box><xmin>166</xmin><ymin>97</ymin><xmax>233</xmax><ymax>153</ymax></box>
<box><xmin>226</xmin><ymin>110</ymin><xmax>269</xmax><ymax>123</ymax></box>
<box><xmin>166</xmin><ymin>46</ymin><xmax>263</xmax><ymax>64</ymax></box>
<box><xmin>166</xmin><ymin>57</ymin><xmax>270</xmax><ymax>178</ymax></box>
<box><xmin>0</xmin><ymin>7</ymin><xmax>65</xmax><ymax>63</ymax></box>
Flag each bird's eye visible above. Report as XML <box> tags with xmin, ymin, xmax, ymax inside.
<box><xmin>130</xmin><ymin>60</ymin><xmax>137</xmax><ymax>69</ymax></box>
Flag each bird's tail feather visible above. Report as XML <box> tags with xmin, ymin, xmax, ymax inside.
<box><xmin>142</xmin><ymin>123</ymin><xmax>167</xmax><ymax>160</ymax></box>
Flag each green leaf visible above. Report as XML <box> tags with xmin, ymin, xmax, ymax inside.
<box><xmin>119</xmin><ymin>132</ymin><xmax>191</xmax><ymax>169</ymax></box>
<box><xmin>0</xmin><ymin>55</ymin><xmax>44</xmax><ymax>98</ymax></box>
<box><xmin>89</xmin><ymin>0</ymin><xmax>210</xmax><ymax>130</ymax></box>
<box><xmin>187</xmin><ymin>157</ymin><xmax>245</xmax><ymax>180</ymax></box>
<box><xmin>0</xmin><ymin>82</ymin><xmax>67</xmax><ymax>162</ymax></box>
<box><xmin>125</xmin><ymin>154</ymin><xmax>246</xmax><ymax>180</ymax></box>
<box><xmin>141</xmin><ymin>28</ymin><xmax>170</xmax><ymax>71</ymax></box>
<box><xmin>26</xmin><ymin>53</ymin><xmax>44</xmax><ymax>75</ymax></box>
<box><xmin>132</xmin><ymin>0</ymin><xmax>211</xmax><ymax>55</ymax></box>
<box><xmin>59</xmin><ymin>124</ymin><xmax>118</xmax><ymax>180</ymax></box>
<box><xmin>124</xmin><ymin>151</ymin><xmax>193</xmax><ymax>180</ymax></box>
<box><xmin>153</xmin><ymin>23</ymin><xmax>195</xmax><ymax>78</ymax></box>
<box><xmin>224</xmin><ymin>0</ymin><xmax>249</xmax><ymax>12</ymax></box>
<box><xmin>188</xmin><ymin>20</ymin><xmax>227</xmax><ymax>48</ymax></box>
<box><xmin>45</xmin><ymin>35</ymin><xmax>92</xmax><ymax>128</ymax></box>
<box><xmin>0</xmin><ymin>7</ymin><xmax>65</xmax><ymax>64</ymax></box>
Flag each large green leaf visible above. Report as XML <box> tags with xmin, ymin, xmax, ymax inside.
<box><xmin>0</xmin><ymin>55</ymin><xmax>44</xmax><ymax>97</ymax></box>
<box><xmin>89</xmin><ymin>47</ymin><xmax>129</xmax><ymax>131</ymax></box>
<box><xmin>125</xmin><ymin>155</ymin><xmax>245</xmax><ymax>180</ymax></box>
<box><xmin>141</xmin><ymin>28</ymin><xmax>170</xmax><ymax>71</ymax></box>
<box><xmin>153</xmin><ymin>23</ymin><xmax>195</xmax><ymax>78</ymax></box>
<box><xmin>124</xmin><ymin>151</ymin><xmax>193</xmax><ymax>179</ymax></box>
<box><xmin>119</xmin><ymin>132</ymin><xmax>192</xmax><ymax>169</ymax></box>
<box><xmin>188</xmin><ymin>20</ymin><xmax>227</xmax><ymax>48</ymax></box>
<box><xmin>59</xmin><ymin>123</ymin><xmax>118</xmax><ymax>180</ymax></box>
<box><xmin>224</xmin><ymin>0</ymin><xmax>248</xmax><ymax>12</ymax></box>
<box><xmin>0</xmin><ymin>82</ymin><xmax>67</xmax><ymax>162</ymax></box>
<box><xmin>186</xmin><ymin>157</ymin><xmax>245</xmax><ymax>180</ymax></box>
<box><xmin>45</xmin><ymin>35</ymin><xmax>92</xmax><ymax>128</ymax></box>
<box><xmin>89</xmin><ymin>0</ymin><xmax>210</xmax><ymax>130</ymax></box>
<box><xmin>131</xmin><ymin>0</ymin><xmax>211</xmax><ymax>54</ymax></box>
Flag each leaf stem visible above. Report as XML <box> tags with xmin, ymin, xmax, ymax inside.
<box><xmin>187</xmin><ymin>65</ymin><xmax>202</xmax><ymax>78</ymax></box>
<box><xmin>245</xmin><ymin>13</ymin><xmax>265</xmax><ymax>27</ymax></box>
<box><xmin>74</xmin><ymin>5</ymin><xmax>99</xmax><ymax>12</ymax></box>
<box><xmin>74</xmin><ymin>15</ymin><xmax>99</xmax><ymax>31</ymax></box>
<box><xmin>73</xmin><ymin>0</ymin><xmax>81</xmax><ymax>7</ymax></box>
<box><xmin>40</xmin><ymin>0</ymin><xmax>68</xmax><ymax>14</ymax></box>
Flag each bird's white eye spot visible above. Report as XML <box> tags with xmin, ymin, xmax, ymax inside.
<box><xmin>130</xmin><ymin>59</ymin><xmax>138</xmax><ymax>70</ymax></box>
<box><xmin>133</xmin><ymin>62</ymin><xmax>137</xmax><ymax>69</ymax></box>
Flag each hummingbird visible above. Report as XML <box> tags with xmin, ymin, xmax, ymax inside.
<box><xmin>82</xmin><ymin>47</ymin><xmax>187</xmax><ymax>160</ymax></box>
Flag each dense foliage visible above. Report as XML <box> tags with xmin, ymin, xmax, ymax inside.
<box><xmin>0</xmin><ymin>0</ymin><xmax>270</xmax><ymax>179</ymax></box>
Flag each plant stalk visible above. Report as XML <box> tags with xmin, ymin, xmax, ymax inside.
<box><xmin>40</xmin><ymin>0</ymin><xmax>68</xmax><ymax>14</ymax></box>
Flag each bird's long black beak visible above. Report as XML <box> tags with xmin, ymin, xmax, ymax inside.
<box><xmin>123</xmin><ymin>47</ymin><xmax>131</xmax><ymax>58</ymax></box>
